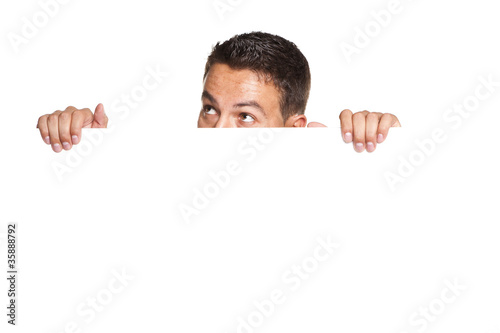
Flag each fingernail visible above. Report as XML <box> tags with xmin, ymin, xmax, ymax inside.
<box><xmin>62</xmin><ymin>142</ymin><xmax>71</xmax><ymax>150</ymax></box>
<box><xmin>72</xmin><ymin>135</ymin><xmax>79</xmax><ymax>144</ymax></box>
<box><xmin>355</xmin><ymin>143</ymin><xmax>364</xmax><ymax>152</ymax></box>
<box><xmin>344</xmin><ymin>132</ymin><xmax>353</xmax><ymax>142</ymax></box>
<box><xmin>377</xmin><ymin>134</ymin><xmax>384</xmax><ymax>143</ymax></box>
<box><xmin>53</xmin><ymin>143</ymin><xmax>62</xmax><ymax>153</ymax></box>
<box><xmin>44</xmin><ymin>136</ymin><xmax>50</xmax><ymax>144</ymax></box>
<box><xmin>366</xmin><ymin>142</ymin><xmax>375</xmax><ymax>152</ymax></box>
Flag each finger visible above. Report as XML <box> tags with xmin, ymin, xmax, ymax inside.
<box><xmin>307</xmin><ymin>122</ymin><xmax>327</xmax><ymax>127</ymax></box>
<box><xmin>58</xmin><ymin>109</ymin><xmax>76</xmax><ymax>151</ymax></box>
<box><xmin>70</xmin><ymin>108</ymin><xmax>93</xmax><ymax>144</ymax></box>
<box><xmin>92</xmin><ymin>103</ymin><xmax>108</xmax><ymax>128</ymax></box>
<box><xmin>365</xmin><ymin>113</ymin><xmax>382</xmax><ymax>153</ymax></box>
<box><xmin>352</xmin><ymin>112</ymin><xmax>367</xmax><ymax>153</ymax></box>
<box><xmin>47</xmin><ymin>111</ymin><xmax>62</xmax><ymax>153</ymax></box>
<box><xmin>377</xmin><ymin>113</ymin><xmax>401</xmax><ymax>143</ymax></box>
<box><xmin>339</xmin><ymin>109</ymin><xmax>353</xmax><ymax>143</ymax></box>
<box><xmin>37</xmin><ymin>114</ymin><xmax>51</xmax><ymax>145</ymax></box>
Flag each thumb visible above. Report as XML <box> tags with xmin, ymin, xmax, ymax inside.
<box><xmin>91</xmin><ymin>103</ymin><xmax>108</xmax><ymax>128</ymax></box>
<box><xmin>307</xmin><ymin>122</ymin><xmax>327</xmax><ymax>128</ymax></box>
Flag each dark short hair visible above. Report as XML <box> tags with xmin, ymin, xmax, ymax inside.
<box><xmin>203</xmin><ymin>31</ymin><xmax>311</xmax><ymax>121</ymax></box>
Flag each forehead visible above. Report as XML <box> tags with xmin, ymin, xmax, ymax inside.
<box><xmin>203</xmin><ymin>63</ymin><xmax>280</xmax><ymax>106</ymax></box>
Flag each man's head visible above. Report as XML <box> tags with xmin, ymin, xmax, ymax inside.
<box><xmin>198</xmin><ymin>32</ymin><xmax>311</xmax><ymax>128</ymax></box>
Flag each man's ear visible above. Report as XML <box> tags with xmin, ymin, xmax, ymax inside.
<box><xmin>284</xmin><ymin>114</ymin><xmax>307</xmax><ymax>127</ymax></box>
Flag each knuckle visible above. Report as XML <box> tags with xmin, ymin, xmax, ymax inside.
<box><xmin>78</xmin><ymin>108</ymin><xmax>92</xmax><ymax>118</ymax></box>
<box><xmin>59</xmin><ymin>112</ymin><xmax>71</xmax><ymax>122</ymax></box>
<box><xmin>339</xmin><ymin>109</ymin><xmax>351</xmax><ymax>118</ymax></box>
<box><xmin>65</xmin><ymin>106</ymin><xmax>77</xmax><ymax>111</ymax></box>
<box><xmin>352</xmin><ymin>113</ymin><xmax>364</xmax><ymax>121</ymax></box>
<box><xmin>38</xmin><ymin>114</ymin><xmax>48</xmax><ymax>125</ymax></box>
<box><xmin>47</xmin><ymin>113</ymin><xmax>59</xmax><ymax>123</ymax></box>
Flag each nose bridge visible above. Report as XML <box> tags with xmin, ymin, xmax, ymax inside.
<box><xmin>214</xmin><ymin>111</ymin><xmax>233</xmax><ymax>128</ymax></box>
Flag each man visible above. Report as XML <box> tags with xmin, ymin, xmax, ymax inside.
<box><xmin>37</xmin><ymin>32</ymin><xmax>401</xmax><ymax>153</ymax></box>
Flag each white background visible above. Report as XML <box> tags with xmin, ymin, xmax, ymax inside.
<box><xmin>1</xmin><ymin>0</ymin><xmax>499</xmax><ymax>332</ymax></box>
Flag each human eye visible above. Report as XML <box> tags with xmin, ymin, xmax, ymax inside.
<box><xmin>239</xmin><ymin>113</ymin><xmax>256</xmax><ymax>123</ymax></box>
<box><xmin>203</xmin><ymin>105</ymin><xmax>217</xmax><ymax>115</ymax></box>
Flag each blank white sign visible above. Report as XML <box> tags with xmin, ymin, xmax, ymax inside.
<box><xmin>1</xmin><ymin>127</ymin><xmax>499</xmax><ymax>333</ymax></box>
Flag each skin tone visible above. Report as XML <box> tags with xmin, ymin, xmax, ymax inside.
<box><xmin>37</xmin><ymin>63</ymin><xmax>401</xmax><ymax>153</ymax></box>
<box><xmin>37</xmin><ymin>104</ymin><xmax>108</xmax><ymax>153</ymax></box>
<box><xmin>198</xmin><ymin>63</ymin><xmax>401</xmax><ymax>152</ymax></box>
<box><xmin>198</xmin><ymin>64</ymin><xmax>306</xmax><ymax>128</ymax></box>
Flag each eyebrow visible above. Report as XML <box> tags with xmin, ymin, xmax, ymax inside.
<box><xmin>202</xmin><ymin>90</ymin><xmax>217</xmax><ymax>105</ymax></box>
<box><xmin>202</xmin><ymin>90</ymin><xmax>267</xmax><ymax>117</ymax></box>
